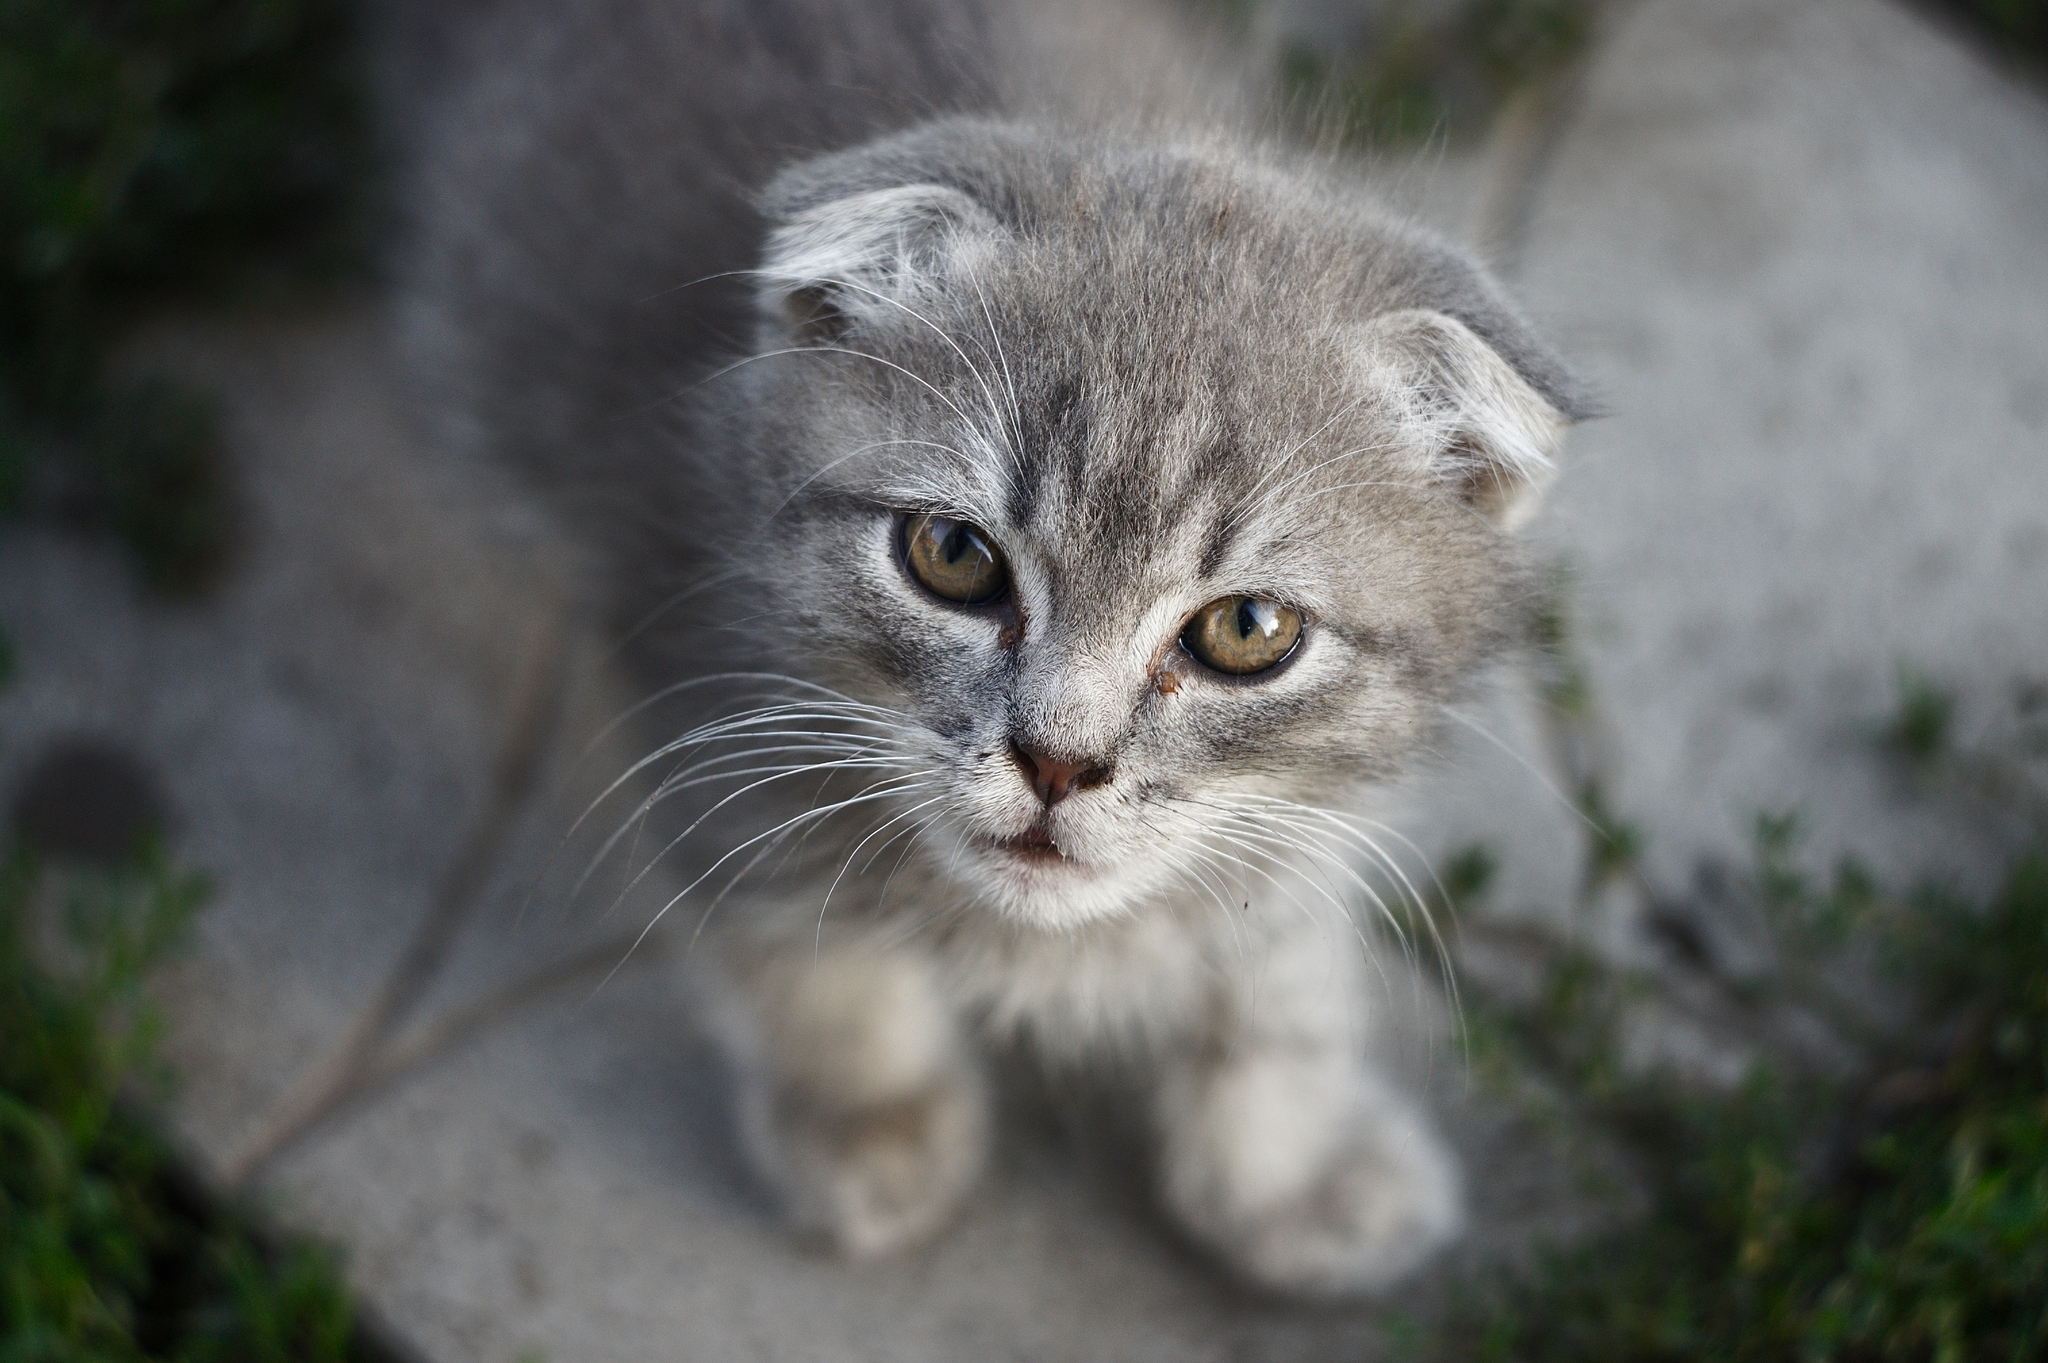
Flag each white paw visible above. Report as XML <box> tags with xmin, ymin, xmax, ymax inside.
<box><xmin>1160</xmin><ymin>1066</ymin><xmax>1464</xmax><ymax>1296</ymax></box>
<box><xmin>746</xmin><ymin>1068</ymin><xmax>988</xmax><ymax>1259</ymax></box>
<box><xmin>1219</xmin><ymin>1108</ymin><xmax>1463</xmax><ymax>1296</ymax></box>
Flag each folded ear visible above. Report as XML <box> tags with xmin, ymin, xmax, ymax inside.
<box><xmin>757</xmin><ymin>184</ymin><xmax>1002</xmax><ymax>346</ymax></box>
<box><xmin>1353</xmin><ymin>308</ymin><xmax>1574</xmax><ymax>530</ymax></box>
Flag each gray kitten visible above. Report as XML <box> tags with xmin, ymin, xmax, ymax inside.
<box><xmin>402</xmin><ymin>0</ymin><xmax>1584</xmax><ymax>1296</ymax></box>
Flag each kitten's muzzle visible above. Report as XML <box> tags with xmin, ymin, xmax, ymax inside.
<box><xmin>1009</xmin><ymin>739</ymin><xmax>1113</xmax><ymax>808</ymax></box>
<box><xmin>994</xmin><ymin>821</ymin><xmax>1065</xmax><ymax>863</ymax></box>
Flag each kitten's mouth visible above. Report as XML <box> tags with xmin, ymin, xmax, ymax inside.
<box><xmin>989</xmin><ymin>822</ymin><xmax>1070</xmax><ymax>865</ymax></box>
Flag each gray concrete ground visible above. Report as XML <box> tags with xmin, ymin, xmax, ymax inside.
<box><xmin>1406</xmin><ymin>0</ymin><xmax>2048</xmax><ymax>949</ymax></box>
<box><xmin>3</xmin><ymin>0</ymin><xmax>2045</xmax><ymax>1358</ymax></box>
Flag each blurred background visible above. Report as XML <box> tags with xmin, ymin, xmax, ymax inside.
<box><xmin>2</xmin><ymin>1</ymin><xmax>2044</xmax><ymax>1359</ymax></box>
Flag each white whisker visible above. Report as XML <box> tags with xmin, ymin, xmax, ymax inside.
<box><xmin>598</xmin><ymin>774</ymin><xmax>938</xmax><ymax>984</ymax></box>
<box><xmin>814</xmin><ymin>794</ymin><xmax>954</xmax><ymax>956</ymax></box>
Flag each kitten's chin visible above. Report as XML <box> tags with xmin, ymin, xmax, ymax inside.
<box><xmin>957</xmin><ymin>834</ymin><xmax>1165</xmax><ymax>932</ymax></box>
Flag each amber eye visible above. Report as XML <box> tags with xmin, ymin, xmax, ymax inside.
<box><xmin>1181</xmin><ymin>596</ymin><xmax>1303</xmax><ymax>675</ymax></box>
<box><xmin>903</xmin><ymin>513</ymin><xmax>1008</xmax><ymax>604</ymax></box>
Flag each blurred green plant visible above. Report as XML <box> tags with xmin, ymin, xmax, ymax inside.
<box><xmin>0</xmin><ymin>842</ymin><xmax>381</xmax><ymax>1359</ymax></box>
<box><xmin>1410</xmin><ymin>677</ymin><xmax>2048</xmax><ymax>1362</ymax></box>
<box><xmin>0</xmin><ymin>0</ymin><xmax>365</xmax><ymax>592</ymax></box>
<box><xmin>1879</xmin><ymin>665</ymin><xmax>1959</xmax><ymax>770</ymax></box>
<box><xmin>1278</xmin><ymin>0</ymin><xmax>1603</xmax><ymax>148</ymax></box>
<box><xmin>1930</xmin><ymin>0</ymin><xmax>2048</xmax><ymax>69</ymax></box>
<box><xmin>5</xmin><ymin>840</ymin><xmax>199</xmax><ymax>1357</ymax></box>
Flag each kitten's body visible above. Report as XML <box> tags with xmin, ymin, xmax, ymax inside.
<box><xmin>404</xmin><ymin>0</ymin><xmax>1582</xmax><ymax>1295</ymax></box>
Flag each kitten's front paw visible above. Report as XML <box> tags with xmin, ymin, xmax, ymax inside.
<box><xmin>1219</xmin><ymin>1115</ymin><xmax>1462</xmax><ymax>1296</ymax></box>
<box><xmin>1160</xmin><ymin>1066</ymin><xmax>1463</xmax><ymax>1297</ymax></box>
<box><xmin>748</xmin><ymin>1068</ymin><xmax>988</xmax><ymax>1259</ymax></box>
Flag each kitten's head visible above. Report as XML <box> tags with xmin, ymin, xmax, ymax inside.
<box><xmin>720</xmin><ymin>121</ymin><xmax>1585</xmax><ymax>931</ymax></box>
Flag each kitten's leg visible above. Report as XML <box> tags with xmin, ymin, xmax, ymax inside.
<box><xmin>1150</xmin><ymin>922</ymin><xmax>1463</xmax><ymax>1296</ymax></box>
<box><xmin>700</xmin><ymin>942</ymin><xmax>988</xmax><ymax>1257</ymax></box>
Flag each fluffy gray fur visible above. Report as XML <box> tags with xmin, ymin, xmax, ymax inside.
<box><xmin>402</xmin><ymin>0</ymin><xmax>1585</xmax><ymax>1295</ymax></box>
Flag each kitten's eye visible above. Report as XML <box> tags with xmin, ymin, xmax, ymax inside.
<box><xmin>903</xmin><ymin>513</ymin><xmax>1008</xmax><ymax>604</ymax></box>
<box><xmin>1181</xmin><ymin>596</ymin><xmax>1303</xmax><ymax>675</ymax></box>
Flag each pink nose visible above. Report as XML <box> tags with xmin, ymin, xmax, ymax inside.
<box><xmin>1011</xmin><ymin>740</ymin><xmax>1112</xmax><ymax>807</ymax></box>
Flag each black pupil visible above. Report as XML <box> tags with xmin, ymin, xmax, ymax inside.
<box><xmin>1236</xmin><ymin>599</ymin><xmax>1270</xmax><ymax>640</ymax></box>
<box><xmin>944</xmin><ymin>525</ymin><xmax>979</xmax><ymax>564</ymax></box>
